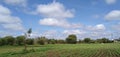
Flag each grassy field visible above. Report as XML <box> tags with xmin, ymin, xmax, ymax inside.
<box><xmin>0</xmin><ymin>43</ymin><xmax>120</xmax><ymax>57</ymax></box>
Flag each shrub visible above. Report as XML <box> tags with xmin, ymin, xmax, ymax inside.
<box><xmin>83</xmin><ymin>38</ymin><xmax>91</xmax><ymax>43</ymax></box>
<box><xmin>37</xmin><ymin>37</ymin><xmax>48</xmax><ymax>45</ymax></box>
<box><xmin>16</xmin><ymin>36</ymin><xmax>25</xmax><ymax>45</ymax></box>
<box><xmin>66</xmin><ymin>34</ymin><xmax>77</xmax><ymax>44</ymax></box>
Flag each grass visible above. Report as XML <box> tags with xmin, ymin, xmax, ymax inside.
<box><xmin>0</xmin><ymin>43</ymin><xmax>120</xmax><ymax>57</ymax></box>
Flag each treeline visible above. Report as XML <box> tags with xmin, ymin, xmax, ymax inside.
<box><xmin>0</xmin><ymin>34</ymin><xmax>115</xmax><ymax>46</ymax></box>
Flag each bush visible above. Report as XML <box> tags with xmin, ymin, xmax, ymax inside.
<box><xmin>26</xmin><ymin>38</ymin><xmax>34</xmax><ymax>45</ymax></box>
<box><xmin>66</xmin><ymin>34</ymin><xmax>77</xmax><ymax>44</ymax></box>
<box><xmin>48</xmin><ymin>39</ymin><xmax>57</xmax><ymax>44</ymax></box>
<box><xmin>16</xmin><ymin>36</ymin><xmax>25</xmax><ymax>45</ymax></box>
<box><xmin>0</xmin><ymin>38</ymin><xmax>3</xmax><ymax>46</ymax></box>
<box><xmin>57</xmin><ymin>40</ymin><xmax>65</xmax><ymax>44</ymax></box>
<box><xmin>37</xmin><ymin>37</ymin><xmax>48</xmax><ymax>45</ymax></box>
<box><xmin>83</xmin><ymin>38</ymin><xmax>91</xmax><ymax>43</ymax></box>
<box><xmin>96</xmin><ymin>38</ymin><xmax>112</xmax><ymax>43</ymax></box>
<box><xmin>4</xmin><ymin>36</ymin><xmax>15</xmax><ymax>45</ymax></box>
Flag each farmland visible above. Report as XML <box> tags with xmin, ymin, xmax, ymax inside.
<box><xmin>0</xmin><ymin>43</ymin><xmax>120</xmax><ymax>57</ymax></box>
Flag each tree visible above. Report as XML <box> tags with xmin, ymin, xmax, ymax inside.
<box><xmin>26</xmin><ymin>38</ymin><xmax>34</xmax><ymax>45</ymax></box>
<box><xmin>0</xmin><ymin>38</ymin><xmax>7</xmax><ymax>45</ymax></box>
<box><xmin>57</xmin><ymin>40</ymin><xmax>65</xmax><ymax>44</ymax></box>
<box><xmin>16</xmin><ymin>36</ymin><xmax>25</xmax><ymax>45</ymax></box>
<box><xmin>3</xmin><ymin>36</ymin><xmax>15</xmax><ymax>45</ymax></box>
<box><xmin>24</xmin><ymin>28</ymin><xmax>32</xmax><ymax>51</ymax></box>
<box><xmin>66</xmin><ymin>34</ymin><xmax>77</xmax><ymax>44</ymax></box>
<box><xmin>0</xmin><ymin>38</ymin><xmax>3</xmax><ymax>46</ymax></box>
<box><xmin>101</xmin><ymin>38</ymin><xmax>109</xmax><ymax>43</ymax></box>
<box><xmin>48</xmin><ymin>39</ymin><xmax>57</xmax><ymax>44</ymax></box>
<box><xmin>96</xmin><ymin>38</ymin><xmax>112</xmax><ymax>43</ymax></box>
<box><xmin>37</xmin><ymin>37</ymin><xmax>48</xmax><ymax>45</ymax></box>
<box><xmin>83</xmin><ymin>38</ymin><xmax>91</xmax><ymax>43</ymax></box>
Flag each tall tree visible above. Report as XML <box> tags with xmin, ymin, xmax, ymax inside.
<box><xmin>24</xmin><ymin>28</ymin><xmax>32</xmax><ymax>51</ymax></box>
<box><xmin>66</xmin><ymin>34</ymin><xmax>77</xmax><ymax>44</ymax></box>
<box><xmin>4</xmin><ymin>36</ymin><xmax>15</xmax><ymax>45</ymax></box>
<box><xmin>16</xmin><ymin>36</ymin><xmax>25</xmax><ymax>45</ymax></box>
<box><xmin>83</xmin><ymin>38</ymin><xmax>91</xmax><ymax>43</ymax></box>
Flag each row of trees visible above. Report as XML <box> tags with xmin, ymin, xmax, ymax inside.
<box><xmin>0</xmin><ymin>36</ymin><xmax>34</xmax><ymax>46</ymax></box>
<box><xmin>0</xmin><ymin>34</ymin><xmax>114</xmax><ymax>46</ymax></box>
<box><xmin>66</xmin><ymin>34</ymin><xmax>113</xmax><ymax>44</ymax></box>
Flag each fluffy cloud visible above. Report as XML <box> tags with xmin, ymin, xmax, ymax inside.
<box><xmin>87</xmin><ymin>24</ymin><xmax>106</xmax><ymax>31</ymax></box>
<box><xmin>2</xmin><ymin>23</ymin><xmax>23</xmax><ymax>31</ymax></box>
<box><xmin>39</xmin><ymin>18</ymin><xmax>82</xmax><ymax>28</ymax></box>
<box><xmin>105</xmin><ymin>0</ymin><xmax>116</xmax><ymax>4</ymax></box>
<box><xmin>63</xmin><ymin>30</ymin><xmax>86</xmax><ymax>35</ymax></box>
<box><xmin>105</xmin><ymin>10</ymin><xmax>120</xmax><ymax>20</ymax></box>
<box><xmin>4</xmin><ymin>0</ymin><xmax>27</xmax><ymax>6</ymax></box>
<box><xmin>39</xmin><ymin>18</ymin><xmax>69</xmax><ymax>27</ymax></box>
<box><xmin>36</xmin><ymin>2</ymin><xmax>74</xmax><ymax>19</ymax></box>
<box><xmin>37</xmin><ymin>2</ymin><xmax>82</xmax><ymax>28</ymax></box>
<box><xmin>0</xmin><ymin>5</ymin><xmax>11</xmax><ymax>15</ymax></box>
<box><xmin>0</xmin><ymin>5</ymin><xmax>24</xmax><ymax>31</ymax></box>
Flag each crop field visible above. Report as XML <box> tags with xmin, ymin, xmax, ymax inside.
<box><xmin>0</xmin><ymin>43</ymin><xmax>120</xmax><ymax>57</ymax></box>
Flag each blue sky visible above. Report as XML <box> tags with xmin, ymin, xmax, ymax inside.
<box><xmin>0</xmin><ymin>0</ymin><xmax>120</xmax><ymax>39</ymax></box>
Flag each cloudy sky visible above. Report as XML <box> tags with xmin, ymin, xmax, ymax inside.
<box><xmin>0</xmin><ymin>0</ymin><xmax>120</xmax><ymax>39</ymax></box>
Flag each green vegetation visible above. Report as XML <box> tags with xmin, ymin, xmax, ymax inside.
<box><xmin>0</xmin><ymin>34</ymin><xmax>116</xmax><ymax>46</ymax></box>
<box><xmin>0</xmin><ymin>43</ymin><xmax>120</xmax><ymax>57</ymax></box>
<box><xmin>0</xmin><ymin>34</ymin><xmax>120</xmax><ymax>57</ymax></box>
<box><xmin>66</xmin><ymin>34</ymin><xmax>77</xmax><ymax>44</ymax></box>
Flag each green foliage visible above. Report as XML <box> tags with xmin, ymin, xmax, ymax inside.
<box><xmin>57</xmin><ymin>40</ymin><xmax>65</xmax><ymax>44</ymax></box>
<box><xmin>26</xmin><ymin>38</ymin><xmax>34</xmax><ymax>45</ymax></box>
<box><xmin>16</xmin><ymin>36</ymin><xmax>25</xmax><ymax>45</ymax></box>
<box><xmin>0</xmin><ymin>38</ymin><xmax>3</xmax><ymax>46</ymax></box>
<box><xmin>66</xmin><ymin>34</ymin><xmax>77</xmax><ymax>44</ymax></box>
<box><xmin>83</xmin><ymin>38</ymin><xmax>91</xmax><ymax>43</ymax></box>
<box><xmin>0</xmin><ymin>35</ymin><xmax>115</xmax><ymax>46</ymax></box>
<box><xmin>48</xmin><ymin>39</ymin><xmax>57</xmax><ymax>44</ymax></box>
<box><xmin>37</xmin><ymin>37</ymin><xmax>48</xmax><ymax>45</ymax></box>
<box><xmin>4</xmin><ymin>36</ymin><xmax>15</xmax><ymax>45</ymax></box>
<box><xmin>96</xmin><ymin>38</ymin><xmax>112</xmax><ymax>43</ymax></box>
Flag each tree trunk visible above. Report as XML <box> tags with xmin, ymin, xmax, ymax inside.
<box><xmin>24</xmin><ymin>33</ymin><xmax>27</xmax><ymax>51</ymax></box>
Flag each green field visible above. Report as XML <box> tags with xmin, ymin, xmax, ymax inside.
<box><xmin>0</xmin><ymin>43</ymin><xmax>120</xmax><ymax>57</ymax></box>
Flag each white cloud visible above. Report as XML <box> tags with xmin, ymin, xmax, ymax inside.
<box><xmin>37</xmin><ymin>2</ymin><xmax>82</xmax><ymax>28</ymax></box>
<box><xmin>95</xmin><ymin>24</ymin><xmax>106</xmax><ymax>30</ymax></box>
<box><xmin>39</xmin><ymin>18</ymin><xmax>68</xmax><ymax>27</ymax></box>
<box><xmin>2</xmin><ymin>23</ymin><xmax>24</xmax><ymax>31</ymax></box>
<box><xmin>105</xmin><ymin>10</ymin><xmax>120</xmax><ymax>20</ymax></box>
<box><xmin>87</xmin><ymin>24</ymin><xmax>106</xmax><ymax>31</ymax></box>
<box><xmin>36</xmin><ymin>2</ymin><xmax>74</xmax><ymax>19</ymax></box>
<box><xmin>0</xmin><ymin>5</ymin><xmax>11</xmax><ymax>15</ymax></box>
<box><xmin>4</xmin><ymin>0</ymin><xmax>27</xmax><ymax>6</ymax></box>
<box><xmin>0</xmin><ymin>14</ymin><xmax>22</xmax><ymax>24</ymax></box>
<box><xmin>63</xmin><ymin>30</ymin><xmax>86</xmax><ymax>35</ymax></box>
<box><xmin>39</xmin><ymin>18</ymin><xmax>82</xmax><ymax>28</ymax></box>
<box><xmin>105</xmin><ymin>0</ymin><xmax>116</xmax><ymax>4</ymax></box>
<box><xmin>0</xmin><ymin>5</ymin><xmax>24</xmax><ymax>31</ymax></box>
